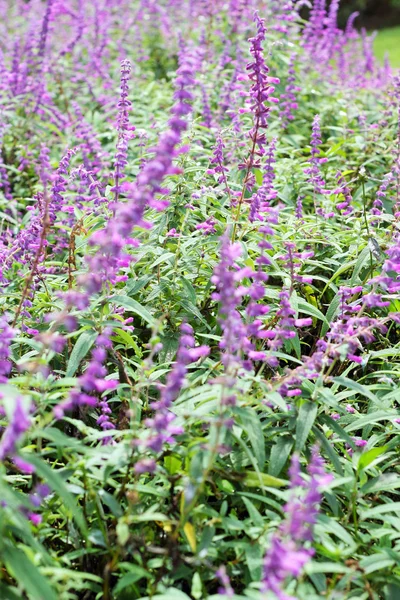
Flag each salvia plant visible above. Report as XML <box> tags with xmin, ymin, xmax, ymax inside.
<box><xmin>0</xmin><ymin>0</ymin><xmax>399</xmax><ymax>599</ymax></box>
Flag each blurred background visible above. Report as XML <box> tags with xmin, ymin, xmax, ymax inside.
<box><xmin>337</xmin><ymin>0</ymin><xmax>400</xmax><ymax>66</ymax></box>
<box><xmin>337</xmin><ymin>0</ymin><xmax>400</xmax><ymax>28</ymax></box>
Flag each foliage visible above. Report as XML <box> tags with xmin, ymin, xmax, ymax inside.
<box><xmin>0</xmin><ymin>1</ymin><xmax>399</xmax><ymax>600</ymax></box>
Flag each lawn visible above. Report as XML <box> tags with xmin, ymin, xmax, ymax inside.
<box><xmin>374</xmin><ymin>26</ymin><xmax>400</xmax><ymax>66</ymax></box>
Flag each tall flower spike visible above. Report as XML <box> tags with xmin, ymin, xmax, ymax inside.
<box><xmin>82</xmin><ymin>42</ymin><xmax>197</xmax><ymax>295</ymax></box>
<box><xmin>304</xmin><ymin>115</ymin><xmax>330</xmax><ymax>215</ymax></box>
<box><xmin>246</xmin><ymin>13</ymin><xmax>279</xmax><ymax>164</ymax></box>
<box><xmin>144</xmin><ymin>323</ymin><xmax>209</xmax><ymax>453</ymax></box>
<box><xmin>112</xmin><ymin>59</ymin><xmax>135</xmax><ymax>203</ymax></box>
<box><xmin>262</xmin><ymin>449</ymin><xmax>332</xmax><ymax>599</ymax></box>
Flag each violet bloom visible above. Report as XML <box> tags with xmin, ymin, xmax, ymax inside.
<box><xmin>280</xmin><ymin>53</ymin><xmax>300</xmax><ymax>128</ymax></box>
<box><xmin>243</xmin><ymin>12</ymin><xmax>279</xmax><ymax>182</ymax></box>
<box><xmin>82</xmin><ymin>43</ymin><xmax>197</xmax><ymax>294</ymax></box>
<box><xmin>304</xmin><ymin>115</ymin><xmax>328</xmax><ymax>203</ymax></box>
<box><xmin>262</xmin><ymin>448</ymin><xmax>332</xmax><ymax>598</ymax></box>
<box><xmin>54</xmin><ymin>330</ymin><xmax>118</xmax><ymax>444</ymax></box>
<box><xmin>372</xmin><ymin>172</ymin><xmax>393</xmax><ymax>219</ymax></box>
<box><xmin>211</xmin><ymin>234</ymin><xmax>253</xmax><ymax>378</ymax></box>
<box><xmin>50</xmin><ymin>148</ymin><xmax>76</xmax><ymax>226</ymax></box>
<box><xmin>144</xmin><ymin>323</ymin><xmax>209</xmax><ymax>452</ymax></box>
<box><xmin>0</xmin><ymin>397</ymin><xmax>31</xmax><ymax>461</ymax></box>
<box><xmin>335</xmin><ymin>171</ymin><xmax>353</xmax><ymax>215</ymax></box>
<box><xmin>112</xmin><ymin>59</ymin><xmax>135</xmax><ymax>202</ymax></box>
<box><xmin>216</xmin><ymin>565</ymin><xmax>234</xmax><ymax>597</ymax></box>
<box><xmin>208</xmin><ymin>135</ymin><xmax>231</xmax><ymax>201</ymax></box>
<box><xmin>0</xmin><ymin>318</ymin><xmax>16</xmax><ymax>383</ymax></box>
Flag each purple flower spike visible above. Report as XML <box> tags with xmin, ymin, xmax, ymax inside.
<box><xmin>262</xmin><ymin>448</ymin><xmax>332</xmax><ymax>598</ymax></box>
<box><xmin>0</xmin><ymin>397</ymin><xmax>31</xmax><ymax>461</ymax></box>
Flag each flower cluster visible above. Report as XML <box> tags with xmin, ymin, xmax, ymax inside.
<box><xmin>140</xmin><ymin>323</ymin><xmax>209</xmax><ymax>457</ymax></box>
<box><xmin>262</xmin><ymin>449</ymin><xmax>333</xmax><ymax>599</ymax></box>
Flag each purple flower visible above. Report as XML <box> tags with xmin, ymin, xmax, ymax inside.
<box><xmin>262</xmin><ymin>448</ymin><xmax>332</xmax><ymax>598</ymax></box>
<box><xmin>216</xmin><ymin>565</ymin><xmax>234</xmax><ymax>597</ymax></box>
<box><xmin>241</xmin><ymin>12</ymin><xmax>279</xmax><ymax>191</ymax></box>
<box><xmin>143</xmin><ymin>323</ymin><xmax>209</xmax><ymax>453</ymax></box>
<box><xmin>304</xmin><ymin>115</ymin><xmax>328</xmax><ymax>204</ymax></box>
<box><xmin>112</xmin><ymin>60</ymin><xmax>135</xmax><ymax>202</ymax></box>
<box><xmin>0</xmin><ymin>318</ymin><xmax>16</xmax><ymax>383</ymax></box>
<box><xmin>280</xmin><ymin>53</ymin><xmax>300</xmax><ymax>128</ymax></box>
<box><xmin>82</xmin><ymin>43</ymin><xmax>198</xmax><ymax>294</ymax></box>
<box><xmin>0</xmin><ymin>397</ymin><xmax>31</xmax><ymax>461</ymax></box>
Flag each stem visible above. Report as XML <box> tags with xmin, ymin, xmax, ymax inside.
<box><xmin>12</xmin><ymin>192</ymin><xmax>50</xmax><ymax>327</ymax></box>
<box><xmin>231</xmin><ymin>115</ymin><xmax>260</xmax><ymax>242</ymax></box>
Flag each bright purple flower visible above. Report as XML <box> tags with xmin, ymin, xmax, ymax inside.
<box><xmin>112</xmin><ymin>60</ymin><xmax>135</xmax><ymax>202</ymax></box>
<box><xmin>0</xmin><ymin>397</ymin><xmax>31</xmax><ymax>461</ymax></box>
<box><xmin>144</xmin><ymin>323</ymin><xmax>209</xmax><ymax>453</ymax></box>
<box><xmin>262</xmin><ymin>448</ymin><xmax>332</xmax><ymax>598</ymax></box>
<box><xmin>242</xmin><ymin>12</ymin><xmax>279</xmax><ymax>188</ymax></box>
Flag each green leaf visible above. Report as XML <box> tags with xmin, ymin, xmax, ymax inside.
<box><xmin>345</xmin><ymin>411</ymin><xmax>398</xmax><ymax>432</ymax></box>
<box><xmin>66</xmin><ymin>331</ymin><xmax>97</xmax><ymax>376</ymax></box>
<box><xmin>360</xmin><ymin>502</ymin><xmax>400</xmax><ymax>520</ymax></box>
<box><xmin>245</xmin><ymin>543</ymin><xmax>262</xmax><ymax>581</ymax></box>
<box><xmin>358</xmin><ymin>446</ymin><xmax>388</xmax><ymax>471</ymax></box>
<box><xmin>321</xmin><ymin>293</ymin><xmax>340</xmax><ymax>336</ymax></box>
<box><xmin>350</xmin><ymin>245</ymin><xmax>372</xmax><ymax>285</ymax></box>
<box><xmin>137</xmin><ymin>590</ymin><xmax>192</xmax><ymax>600</ymax></box>
<box><xmin>243</xmin><ymin>472</ymin><xmax>286</xmax><ymax>488</ymax></box>
<box><xmin>0</xmin><ymin>584</ymin><xmax>22</xmax><ymax>600</ymax></box>
<box><xmin>268</xmin><ymin>436</ymin><xmax>293</xmax><ymax>477</ymax></box>
<box><xmin>111</xmin><ymin>295</ymin><xmax>156</xmax><ymax>326</ymax></box>
<box><xmin>332</xmin><ymin>376</ymin><xmax>379</xmax><ymax>404</ymax></box>
<box><xmin>386</xmin><ymin>584</ymin><xmax>400</xmax><ymax>600</ymax></box>
<box><xmin>235</xmin><ymin>407</ymin><xmax>265</xmax><ymax>470</ymax></box>
<box><xmin>114</xmin><ymin>567</ymin><xmax>150</xmax><ymax>594</ymax></box>
<box><xmin>295</xmin><ymin>401</ymin><xmax>318</xmax><ymax>451</ymax></box>
<box><xmin>4</xmin><ymin>545</ymin><xmax>57</xmax><ymax>600</ymax></box>
<box><xmin>297</xmin><ymin>299</ymin><xmax>329</xmax><ymax>325</ymax></box>
<box><xmin>362</xmin><ymin>473</ymin><xmax>400</xmax><ymax>494</ymax></box>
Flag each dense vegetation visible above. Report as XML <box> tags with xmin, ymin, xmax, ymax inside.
<box><xmin>0</xmin><ymin>1</ymin><xmax>400</xmax><ymax>599</ymax></box>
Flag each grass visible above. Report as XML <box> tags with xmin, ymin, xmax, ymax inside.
<box><xmin>374</xmin><ymin>26</ymin><xmax>400</xmax><ymax>67</ymax></box>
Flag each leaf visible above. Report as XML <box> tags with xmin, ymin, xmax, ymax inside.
<box><xmin>345</xmin><ymin>411</ymin><xmax>398</xmax><ymax>432</ymax></box>
<box><xmin>245</xmin><ymin>544</ymin><xmax>262</xmax><ymax>581</ymax></box>
<box><xmin>332</xmin><ymin>376</ymin><xmax>379</xmax><ymax>404</ymax></box>
<box><xmin>137</xmin><ymin>590</ymin><xmax>192</xmax><ymax>600</ymax></box>
<box><xmin>386</xmin><ymin>584</ymin><xmax>400</xmax><ymax>600</ymax></box>
<box><xmin>360</xmin><ymin>502</ymin><xmax>400</xmax><ymax>520</ymax></box>
<box><xmin>268</xmin><ymin>436</ymin><xmax>293</xmax><ymax>477</ymax></box>
<box><xmin>295</xmin><ymin>401</ymin><xmax>318</xmax><ymax>451</ymax></box>
<box><xmin>297</xmin><ymin>299</ymin><xmax>329</xmax><ymax>325</ymax></box>
<box><xmin>321</xmin><ymin>293</ymin><xmax>340</xmax><ymax>336</ymax></box>
<box><xmin>358</xmin><ymin>446</ymin><xmax>388</xmax><ymax>471</ymax></box>
<box><xmin>183</xmin><ymin>522</ymin><xmax>197</xmax><ymax>552</ymax></box>
<box><xmin>4</xmin><ymin>545</ymin><xmax>57</xmax><ymax>600</ymax></box>
<box><xmin>350</xmin><ymin>245</ymin><xmax>372</xmax><ymax>285</ymax></box>
<box><xmin>362</xmin><ymin>473</ymin><xmax>400</xmax><ymax>494</ymax></box>
<box><xmin>0</xmin><ymin>584</ymin><xmax>22</xmax><ymax>600</ymax></box>
<box><xmin>242</xmin><ymin>496</ymin><xmax>264</xmax><ymax>528</ymax></box>
<box><xmin>111</xmin><ymin>295</ymin><xmax>156</xmax><ymax>326</ymax></box>
<box><xmin>235</xmin><ymin>407</ymin><xmax>265</xmax><ymax>470</ymax></box>
<box><xmin>304</xmin><ymin>561</ymin><xmax>352</xmax><ymax>575</ymax></box>
<box><xmin>243</xmin><ymin>472</ymin><xmax>286</xmax><ymax>488</ymax></box>
<box><xmin>66</xmin><ymin>331</ymin><xmax>97</xmax><ymax>376</ymax></box>
<box><xmin>319</xmin><ymin>415</ymin><xmax>356</xmax><ymax>450</ymax></box>
<box><xmin>113</xmin><ymin>567</ymin><xmax>151</xmax><ymax>595</ymax></box>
